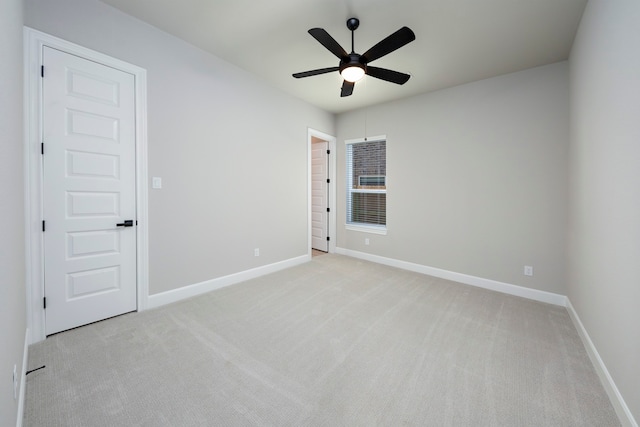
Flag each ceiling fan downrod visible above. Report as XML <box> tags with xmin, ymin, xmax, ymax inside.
<box><xmin>346</xmin><ymin>17</ymin><xmax>359</xmax><ymax>53</ymax></box>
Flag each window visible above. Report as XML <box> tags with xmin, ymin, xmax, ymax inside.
<box><xmin>358</xmin><ymin>175</ymin><xmax>386</xmax><ymax>187</ymax></box>
<box><xmin>345</xmin><ymin>136</ymin><xmax>386</xmax><ymax>233</ymax></box>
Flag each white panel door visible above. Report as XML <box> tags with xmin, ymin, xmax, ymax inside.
<box><xmin>311</xmin><ymin>141</ymin><xmax>329</xmax><ymax>251</ymax></box>
<box><xmin>43</xmin><ymin>47</ymin><xmax>137</xmax><ymax>335</ymax></box>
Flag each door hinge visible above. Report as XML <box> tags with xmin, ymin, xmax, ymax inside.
<box><xmin>42</xmin><ymin>220</ymin><xmax>45</xmax><ymax>232</ymax></box>
<box><xmin>43</xmin><ymin>297</ymin><xmax>46</xmax><ymax>309</ymax></box>
<box><xmin>326</xmin><ymin>178</ymin><xmax>330</xmax><ymax>183</ymax></box>
<box><xmin>326</xmin><ymin>236</ymin><xmax>330</xmax><ymax>241</ymax></box>
<box><xmin>327</xmin><ymin>149</ymin><xmax>330</xmax><ymax>155</ymax></box>
<box><xmin>41</xmin><ymin>66</ymin><xmax>44</xmax><ymax>78</ymax></box>
<box><xmin>41</xmin><ymin>142</ymin><xmax>44</xmax><ymax>155</ymax></box>
<box><xmin>326</xmin><ymin>207</ymin><xmax>330</xmax><ymax>212</ymax></box>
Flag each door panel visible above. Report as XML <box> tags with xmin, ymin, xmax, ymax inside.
<box><xmin>43</xmin><ymin>47</ymin><xmax>137</xmax><ymax>335</ymax></box>
<box><xmin>311</xmin><ymin>141</ymin><xmax>328</xmax><ymax>251</ymax></box>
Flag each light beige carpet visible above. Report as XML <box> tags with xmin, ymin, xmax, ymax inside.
<box><xmin>24</xmin><ymin>254</ymin><xmax>619</xmax><ymax>426</ymax></box>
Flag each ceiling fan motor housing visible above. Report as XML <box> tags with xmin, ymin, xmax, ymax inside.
<box><xmin>339</xmin><ymin>53</ymin><xmax>366</xmax><ymax>74</ymax></box>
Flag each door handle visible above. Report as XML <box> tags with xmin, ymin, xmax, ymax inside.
<box><xmin>116</xmin><ymin>220</ymin><xmax>134</xmax><ymax>227</ymax></box>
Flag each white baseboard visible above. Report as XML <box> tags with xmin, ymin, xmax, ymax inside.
<box><xmin>566</xmin><ymin>300</ymin><xmax>638</xmax><ymax>427</ymax></box>
<box><xmin>335</xmin><ymin>247</ymin><xmax>567</xmax><ymax>306</ymax></box>
<box><xmin>16</xmin><ymin>328</ymin><xmax>29</xmax><ymax>427</ymax></box>
<box><xmin>148</xmin><ymin>255</ymin><xmax>310</xmax><ymax>309</ymax></box>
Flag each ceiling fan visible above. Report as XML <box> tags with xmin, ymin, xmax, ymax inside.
<box><xmin>293</xmin><ymin>18</ymin><xmax>416</xmax><ymax>97</ymax></box>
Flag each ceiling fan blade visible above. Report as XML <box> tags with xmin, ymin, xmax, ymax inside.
<box><xmin>308</xmin><ymin>28</ymin><xmax>349</xmax><ymax>60</ymax></box>
<box><xmin>366</xmin><ymin>66</ymin><xmax>411</xmax><ymax>85</ymax></box>
<box><xmin>292</xmin><ymin>67</ymin><xmax>339</xmax><ymax>78</ymax></box>
<box><xmin>341</xmin><ymin>80</ymin><xmax>355</xmax><ymax>97</ymax></box>
<box><xmin>361</xmin><ymin>26</ymin><xmax>416</xmax><ymax>63</ymax></box>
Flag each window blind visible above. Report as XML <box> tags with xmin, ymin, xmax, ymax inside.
<box><xmin>346</xmin><ymin>137</ymin><xmax>386</xmax><ymax>228</ymax></box>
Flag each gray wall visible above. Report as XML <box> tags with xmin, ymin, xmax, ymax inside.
<box><xmin>0</xmin><ymin>0</ymin><xmax>26</xmax><ymax>424</ymax></box>
<box><xmin>336</xmin><ymin>62</ymin><xmax>569</xmax><ymax>295</ymax></box>
<box><xmin>25</xmin><ymin>0</ymin><xmax>334</xmax><ymax>295</ymax></box>
<box><xmin>569</xmin><ymin>0</ymin><xmax>640</xmax><ymax>421</ymax></box>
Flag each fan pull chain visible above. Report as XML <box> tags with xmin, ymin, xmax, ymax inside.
<box><xmin>364</xmin><ymin>108</ymin><xmax>368</xmax><ymax>141</ymax></box>
<box><xmin>364</xmin><ymin>78</ymin><xmax>368</xmax><ymax>140</ymax></box>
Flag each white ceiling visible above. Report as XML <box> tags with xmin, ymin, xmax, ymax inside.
<box><xmin>99</xmin><ymin>0</ymin><xmax>587</xmax><ymax>114</ymax></box>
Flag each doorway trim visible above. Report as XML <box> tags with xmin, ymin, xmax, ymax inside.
<box><xmin>24</xmin><ymin>28</ymin><xmax>149</xmax><ymax>343</ymax></box>
<box><xmin>308</xmin><ymin>128</ymin><xmax>336</xmax><ymax>255</ymax></box>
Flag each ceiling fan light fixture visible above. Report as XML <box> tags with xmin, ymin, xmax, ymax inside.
<box><xmin>341</xmin><ymin>65</ymin><xmax>365</xmax><ymax>82</ymax></box>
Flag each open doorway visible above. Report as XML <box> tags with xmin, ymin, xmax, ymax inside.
<box><xmin>308</xmin><ymin>129</ymin><xmax>336</xmax><ymax>256</ymax></box>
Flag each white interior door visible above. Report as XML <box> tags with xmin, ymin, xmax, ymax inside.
<box><xmin>43</xmin><ymin>46</ymin><xmax>137</xmax><ymax>335</ymax></box>
<box><xmin>311</xmin><ymin>140</ymin><xmax>329</xmax><ymax>251</ymax></box>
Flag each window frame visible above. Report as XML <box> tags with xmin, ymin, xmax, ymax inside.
<box><xmin>345</xmin><ymin>135</ymin><xmax>387</xmax><ymax>235</ymax></box>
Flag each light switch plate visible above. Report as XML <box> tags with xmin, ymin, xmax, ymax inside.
<box><xmin>152</xmin><ymin>177</ymin><xmax>162</xmax><ymax>189</ymax></box>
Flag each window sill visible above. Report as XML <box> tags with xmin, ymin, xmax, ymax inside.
<box><xmin>345</xmin><ymin>224</ymin><xmax>387</xmax><ymax>235</ymax></box>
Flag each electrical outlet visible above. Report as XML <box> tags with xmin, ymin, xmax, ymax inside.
<box><xmin>365</xmin><ymin>238</ymin><xmax>370</xmax><ymax>245</ymax></box>
<box><xmin>524</xmin><ymin>265</ymin><xmax>534</xmax><ymax>277</ymax></box>
<box><xmin>254</xmin><ymin>248</ymin><xmax>260</xmax><ymax>257</ymax></box>
<box><xmin>13</xmin><ymin>364</ymin><xmax>17</xmax><ymax>400</ymax></box>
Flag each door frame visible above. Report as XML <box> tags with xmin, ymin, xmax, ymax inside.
<box><xmin>24</xmin><ymin>28</ymin><xmax>149</xmax><ymax>343</ymax></box>
<box><xmin>307</xmin><ymin>128</ymin><xmax>336</xmax><ymax>255</ymax></box>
